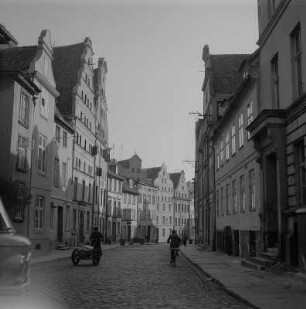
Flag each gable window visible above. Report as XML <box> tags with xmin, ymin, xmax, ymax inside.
<box><xmin>271</xmin><ymin>53</ymin><xmax>280</xmax><ymax>108</ymax></box>
<box><xmin>249</xmin><ymin>169</ymin><xmax>256</xmax><ymax>210</ymax></box>
<box><xmin>247</xmin><ymin>102</ymin><xmax>253</xmax><ymax>140</ymax></box>
<box><xmin>231</xmin><ymin>124</ymin><xmax>236</xmax><ymax>155</ymax></box>
<box><xmin>225</xmin><ymin>132</ymin><xmax>230</xmax><ymax>161</ymax></box>
<box><xmin>17</xmin><ymin>135</ymin><xmax>28</xmax><ymax>171</ymax></box>
<box><xmin>291</xmin><ymin>23</ymin><xmax>303</xmax><ymax>98</ymax></box>
<box><xmin>238</xmin><ymin>113</ymin><xmax>244</xmax><ymax>148</ymax></box>
<box><xmin>55</xmin><ymin>125</ymin><xmax>61</xmax><ymax>143</ymax></box>
<box><xmin>19</xmin><ymin>92</ymin><xmax>29</xmax><ymax>126</ymax></box>
<box><xmin>34</xmin><ymin>196</ymin><xmax>44</xmax><ymax>230</ymax></box>
<box><xmin>37</xmin><ymin>134</ymin><xmax>47</xmax><ymax>173</ymax></box>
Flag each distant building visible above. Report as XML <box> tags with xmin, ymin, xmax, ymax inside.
<box><xmin>107</xmin><ymin>160</ymin><xmax>124</xmax><ymax>242</ymax></box>
<box><xmin>50</xmin><ymin>107</ymin><xmax>74</xmax><ymax>248</ymax></box>
<box><xmin>141</xmin><ymin>163</ymin><xmax>173</xmax><ymax>242</ymax></box>
<box><xmin>169</xmin><ymin>171</ymin><xmax>191</xmax><ymax>238</ymax></box>
<box><xmin>53</xmin><ymin>38</ymin><xmax>98</xmax><ymax>244</ymax></box>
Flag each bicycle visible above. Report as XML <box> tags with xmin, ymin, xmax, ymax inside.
<box><xmin>170</xmin><ymin>247</ymin><xmax>180</xmax><ymax>267</ymax></box>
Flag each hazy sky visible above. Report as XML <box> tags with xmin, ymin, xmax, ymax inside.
<box><xmin>0</xmin><ymin>0</ymin><xmax>258</xmax><ymax>181</ymax></box>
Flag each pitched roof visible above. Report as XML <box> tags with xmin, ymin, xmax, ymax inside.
<box><xmin>169</xmin><ymin>172</ymin><xmax>181</xmax><ymax>189</ymax></box>
<box><xmin>141</xmin><ymin>167</ymin><xmax>161</xmax><ymax>181</ymax></box>
<box><xmin>117</xmin><ymin>159</ymin><xmax>130</xmax><ymax>168</ymax></box>
<box><xmin>52</xmin><ymin>42</ymin><xmax>85</xmax><ymax>116</ymax></box>
<box><xmin>210</xmin><ymin>54</ymin><xmax>249</xmax><ymax>98</ymax></box>
<box><xmin>0</xmin><ymin>23</ymin><xmax>18</xmax><ymax>45</ymax></box>
<box><xmin>0</xmin><ymin>46</ymin><xmax>37</xmax><ymax>71</ymax></box>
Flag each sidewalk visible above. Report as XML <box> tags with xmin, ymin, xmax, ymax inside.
<box><xmin>31</xmin><ymin>243</ymin><xmax>120</xmax><ymax>265</ymax></box>
<box><xmin>181</xmin><ymin>245</ymin><xmax>306</xmax><ymax>309</ymax></box>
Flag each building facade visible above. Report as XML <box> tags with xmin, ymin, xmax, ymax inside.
<box><xmin>247</xmin><ymin>0</ymin><xmax>306</xmax><ymax>271</ymax></box>
<box><xmin>214</xmin><ymin>50</ymin><xmax>261</xmax><ymax>257</ymax></box>
<box><xmin>142</xmin><ymin>163</ymin><xmax>173</xmax><ymax>242</ymax></box>
<box><xmin>170</xmin><ymin>171</ymin><xmax>191</xmax><ymax>238</ymax></box>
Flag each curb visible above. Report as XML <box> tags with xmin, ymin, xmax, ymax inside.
<box><xmin>181</xmin><ymin>251</ymin><xmax>260</xmax><ymax>309</ymax></box>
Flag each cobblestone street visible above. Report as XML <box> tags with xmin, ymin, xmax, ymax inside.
<box><xmin>1</xmin><ymin>244</ymin><xmax>252</xmax><ymax>309</ymax></box>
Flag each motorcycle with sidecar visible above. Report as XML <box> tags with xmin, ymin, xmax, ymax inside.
<box><xmin>71</xmin><ymin>245</ymin><xmax>102</xmax><ymax>266</ymax></box>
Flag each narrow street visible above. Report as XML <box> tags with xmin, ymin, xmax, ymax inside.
<box><xmin>1</xmin><ymin>244</ymin><xmax>251</xmax><ymax>309</ymax></box>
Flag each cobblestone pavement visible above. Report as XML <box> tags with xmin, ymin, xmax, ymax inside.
<box><xmin>0</xmin><ymin>244</ymin><xmax>253</xmax><ymax>309</ymax></box>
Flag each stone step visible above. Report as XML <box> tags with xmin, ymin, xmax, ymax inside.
<box><xmin>260</xmin><ymin>251</ymin><xmax>278</xmax><ymax>261</ymax></box>
<box><xmin>247</xmin><ymin>256</ymin><xmax>274</xmax><ymax>267</ymax></box>
<box><xmin>241</xmin><ymin>259</ymin><xmax>265</xmax><ymax>271</ymax></box>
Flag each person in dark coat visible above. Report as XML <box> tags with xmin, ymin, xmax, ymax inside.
<box><xmin>167</xmin><ymin>230</ymin><xmax>181</xmax><ymax>263</ymax></box>
<box><xmin>90</xmin><ymin>227</ymin><xmax>103</xmax><ymax>250</ymax></box>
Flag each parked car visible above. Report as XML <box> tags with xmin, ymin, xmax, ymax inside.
<box><xmin>0</xmin><ymin>197</ymin><xmax>31</xmax><ymax>294</ymax></box>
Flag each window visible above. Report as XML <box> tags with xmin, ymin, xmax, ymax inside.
<box><xmin>73</xmin><ymin>209</ymin><xmax>77</xmax><ymax>231</ymax></box>
<box><xmin>226</xmin><ymin>184</ymin><xmax>230</xmax><ymax>214</ymax></box>
<box><xmin>65</xmin><ymin>206</ymin><xmax>70</xmax><ymax>231</ymax></box>
<box><xmin>63</xmin><ymin>130</ymin><xmax>68</xmax><ymax>148</ymax></box>
<box><xmin>268</xmin><ymin>0</ymin><xmax>276</xmax><ymax>18</ymax></box>
<box><xmin>88</xmin><ymin>183</ymin><xmax>92</xmax><ymax>203</ymax></box>
<box><xmin>238</xmin><ymin>113</ymin><xmax>244</xmax><ymax>148</ymax></box>
<box><xmin>247</xmin><ymin>102</ymin><xmax>253</xmax><ymax>140</ymax></box>
<box><xmin>220</xmin><ymin>141</ymin><xmax>224</xmax><ymax>164</ymax></box>
<box><xmin>34</xmin><ymin>196</ymin><xmax>44</xmax><ymax>230</ymax></box>
<box><xmin>220</xmin><ymin>187</ymin><xmax>224</xmax><ymax>215</ymax></box>
<box><xmin>87</xmin><ymin>211</ymin><xmax>90</xmax><ymax>232</ymax></box>
<box><xmin>14</xmin><ymin>182</ymin><xmax>26</xmax><ymax>220</ymax></box>
<box><xmin>19</xmin><ymin>92</ymin><xmax>29</xmax><ymax>126</ymax></box>
<box><xmin>232</xmin><ymin>180</ymin><xmax>237</xmax><ymax>213</ymax></box>
<box><xmin>231</xmin><ymin>124</ymin><xmax>236</xmax><ymax>155</ymax></box>
<box><xmin>162</xmin><ymin>229</ymin><xmax>165</xmax><ymax>237</ymax></box>
<box><xmin>225</xmin><ymin>132</ymin><xmax>230</xmax><ymax>161</ymax></box>
<box><xmin>163</xmin><ymin>204</ymin><xmax>165</xmax><ymax>211</ymax></box>
<box><xmin>40</xmin><ymin>96</ymin><xmax>49</xmax><ymax>118</ymax></box>
<box><xmin>50</xmin><ymin>204</ymin><xmax>55</xmax><ymax>230</ymax></box>
<box><xmin>216</xmin><ymin>190</ymin><xmax>220</xmax><ymax>216</ymax></box>
<box><xmin>295</xmin><ymin>140</ymin><xmax>306</xmax><ymax>205</ymax></box>
<box><xmin>291</xmin><ymin>23</ymin><xmax>303</xmax><ymax>98</ymax></box>
<box><xmin>271</xmin><ymin>53</ymin><xmax>280</xmax><ymax>108</ymax></box>
<box><xmin>37</xmin><ymin>134</ymin><xmax>47</xmax><ymax>173</ymax></box>
<box><xmin>249</xmin><ymin>169</ymin><xmax>256</xmax><ymax>210</ymax></box>
<box><xmin>216</xmin><ymin>151</ymin><xmax>220</xmax><ymax>170</ymax></box>
<box><xmin>240</xmin><ymin>175</ymin><xmax>246</xmax><ymax>212</ymax></box>
<box><xmin>73</xmin><ymin>177</ymin><xmax>78</xmax><ymax>200</ymax></box>
<box><xmin>82</xmin><ymin>180</ymin><xmax>85</xmax><ymax>201</ymax></box>
<box><xmin>54</xmin><ymin>158</ymin><xmax>60</xmax><ymax>187</ymax></box>
<box><xmin>55</xmin><ymin>125</ymin><xmax>61</xmax><ymax>143</ymax></box>
<box><xmin>17</xmin><ymin>135</ymin><xmax>28</xmax><ymax>171</ymax></box>
<box><xmin>162</xmin><ymin>216</ymin><xmax>165</xmax><ymax>224</ymax></box>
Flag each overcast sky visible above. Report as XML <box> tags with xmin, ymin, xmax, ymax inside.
<box><xmin>0</xmin><ymin>0</ymin><xmax>258</xmax><ymax>181</ymax></box>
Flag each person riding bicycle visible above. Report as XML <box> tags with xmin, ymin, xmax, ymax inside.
<box><xmin>167</xmin><ymin>230</ymin><xmax>181</xmax><ymax>263</ymax></box>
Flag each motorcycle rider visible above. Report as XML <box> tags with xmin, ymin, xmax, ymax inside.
<box><xmin>167</xmin><ymin>230</ymin><xmax>181</xmax><ymax>263</ymax></box>
<box><xmin>90</xmin><ymin>227</ymin><xmax>103</xmax><ymax>250</ymax></box>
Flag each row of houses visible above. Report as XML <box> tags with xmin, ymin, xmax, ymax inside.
<box><xmin>0</xmin><ymin>24</ymin><xmax>194</xmax><ymax>255</ymax></box>
<box><xmin>195</xmin><ymin>0</ymin><xmax>306</xmax><ymax>273</ymax></box>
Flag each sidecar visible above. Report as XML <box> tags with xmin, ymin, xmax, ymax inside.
<box><xmin>71</xmin><ymin>245</ymin><xmax>102</xmax><ymax>266</ymax></box>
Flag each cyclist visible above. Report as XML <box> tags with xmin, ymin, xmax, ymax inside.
<box><xmin>167</xmin><ymin>230</ymin><xmax>181</xmax><ymax>264</ymax></box>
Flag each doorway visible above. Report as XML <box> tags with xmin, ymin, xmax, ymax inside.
<box><xmin>57</xmin><ymin>206</ymin><xmax>63</xmax><ymax>243</ymax></box>
<box><xmin>265</xmin><ymin>153</ymin><xmax>279</xmax><ymax>248</ymax></box>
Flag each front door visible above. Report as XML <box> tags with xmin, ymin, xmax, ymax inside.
<box><xmin>265</xmin><ymin>153</ymin><xmax>278</xmax><ymax>248</ymax></box>
<box><xmin>57</xmin><ymin>206</ymin><xmax>63</xmax><ymax>243</ymax></box>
